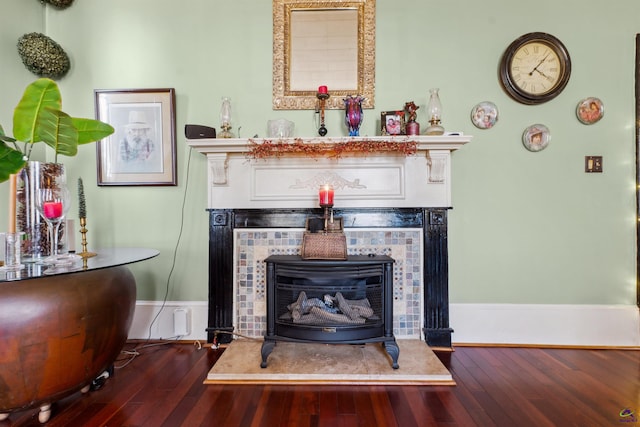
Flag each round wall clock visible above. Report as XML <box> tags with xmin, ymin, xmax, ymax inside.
<box><xmin>499</xmin><ymin>32</ymin><xmax>571</xmax><ymax>105</ymax></box>
<box><xmin>522</xmin><ymin>124</ymin><xmax>550</xmax><ymax>152</ymax></box>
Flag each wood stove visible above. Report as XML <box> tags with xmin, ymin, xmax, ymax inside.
<box><xmin>261</xmin><ymin>254</ymin><xmax>399</xmax><ymax>369</ymax></box>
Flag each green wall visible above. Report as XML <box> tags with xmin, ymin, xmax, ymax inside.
<box><xmin>0</xmin><ymin>1</ymin><xmax>45</xmax><ymax>135</ymax></box>
<box><xmin>1</xmin><ymin>0</ymin><xmax>637</xmax><ymax>306</ymax></box>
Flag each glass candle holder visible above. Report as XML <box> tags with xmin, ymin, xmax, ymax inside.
<box><xmin>319</xmin><ymin>184</ymin><xmax>334</xmax><ymax>206</ymax></box>
<box><xmin>1</xmin><ymin>232</ymin><xmax>25</xmax><ymax>271</ymax></box>
<box><xmin>36</xmin><ymin>183</ymin><xmax>70</xmax><ymax>265</ymax></box>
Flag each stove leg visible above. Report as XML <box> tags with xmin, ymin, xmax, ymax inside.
<box><xmin>383</xmin><ymin>341</ymin><xmax>400</xmax><ymax>369</ymax></box>
<box><xmin>260</xmin><ymin>340</ymin><xmax>276</xmax><ymax>368</ymax></box>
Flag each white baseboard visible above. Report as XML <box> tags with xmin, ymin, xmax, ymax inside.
<box><xmin>129</xmin><ymin>301</ymin><xmax>640</xmax><ymax>347</ymax></box>
<box><xmin>128</xmin><ymin>301</ymin><xmax>208</xmax><ymax>341</ymax></box>
<box><xmin>450</xmin><ymin>303</ymin><xmax>640</xmax><ymax>347</ymax></box>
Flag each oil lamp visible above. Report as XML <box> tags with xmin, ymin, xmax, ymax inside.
<box><xmin>425</xmin><ymin>88</ymin><xmax>444</xmax><ymax>135</ymax></box>
<box><xmin>219</xmin><ymin>96</ymin><xmax>234</xmax><ymax>138</ymax></box>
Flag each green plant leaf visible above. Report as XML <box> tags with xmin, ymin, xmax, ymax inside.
<box><xmin>0</xmin><ymin>135</ymin><xmax>17</xmax><ymax>144</ymax></box>
<box><xmin>72</xmin><ymin>117</ymin><xmax>115</xmax><ymax>144</ymax></box>
<box><xmin>0</xmin><ymin>142</ymin><xmax>26</xmax><ymax>183</ymax></box>
<box><xmin>37</xmin><ymin>107</ymin><xmax>78</xmax><ymax>158</ymax></box>
<box><xmin>1</xmin><ymin>79</ymin><xmax>115</xmax><ymax>182</ymax></box>
<box><xmin>13</xmin><ymin>78</ymin><xmax>62</xmax><ymax>143</ymax></box>
<box><xmin>0</xmin><ymin>125</ymin><xmax>16</xmax><ymax>144</ymax></box>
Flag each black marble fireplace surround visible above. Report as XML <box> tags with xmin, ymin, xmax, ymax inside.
<box><xmin>207</xmin><ymin>207</ymin><xmax>453</xmax><ymax>348</ymax></box>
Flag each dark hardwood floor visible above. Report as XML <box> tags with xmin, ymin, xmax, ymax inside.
<box><xmin>2</xmin><ymin>341</ymin><xmax>639</xmax><ymax>426</ymax></box>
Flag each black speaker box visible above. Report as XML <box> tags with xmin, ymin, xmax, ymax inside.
<box><xmin>185</xmin><ymin>124</ymin><xmax>216</xmax><ymax>139</ymax></box>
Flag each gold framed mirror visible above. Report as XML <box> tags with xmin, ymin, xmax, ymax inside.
<box><xmin>273</xmin><ymin>0</ymin><xmax>376</xmax><ymax>110</ymax></box>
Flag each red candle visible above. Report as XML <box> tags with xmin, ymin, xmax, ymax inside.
<box><xmin>43</xmin><ymin>201</ymin><xmax>63</xmax><ymax>219</ymax></box>
<box><xmin>318</xmin><ymin>85</ymin><xmax>328</xmax><ymax>95</ymax></box>
<box><xmin>319</xmin><ymin>184</ymin><xmax>334</xmax><ymax>206</ymax></box>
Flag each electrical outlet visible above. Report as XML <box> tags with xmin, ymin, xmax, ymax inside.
<box><xmin>585</xmin><ymin>156</ymin><xmax>603</xmax><ymax>173</ymax></box>
<box><xmin>173</xmin><ymin>308</ymin><xmax>190</xmax><ymax>336</ymax></box>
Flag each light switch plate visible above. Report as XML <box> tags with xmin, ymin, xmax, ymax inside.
<box><xmin>585</xmin><ymin>156</ymin><xmax>603</xmax><ymax>173</ymax></box>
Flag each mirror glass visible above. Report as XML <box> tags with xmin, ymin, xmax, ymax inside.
<box><xmin>273</xmin><ymin>0</ymin><xmax>375</xmax><ymax>110</ymax></box>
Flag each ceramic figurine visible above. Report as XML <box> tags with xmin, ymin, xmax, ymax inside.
<box><xmin>404</xmin><ymin>101</ymin><xmax>420</xmax><ymax>135</ymax></box>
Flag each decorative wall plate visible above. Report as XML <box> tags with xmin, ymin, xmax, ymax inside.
<box><xmin>522</xmin><ymin>124</ymin><xmax>550</xmax><ymax>152</ymax></box>
<box><xmin>470</xmin><ymin>102</ymin><xmax>498</xmax><ymax>129</ymax></box>
<box><xmin>576</xmin><ymin>97</ymin><xmax>604</xmax><ymax>125</ymax></box>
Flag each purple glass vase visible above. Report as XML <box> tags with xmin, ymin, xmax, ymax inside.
<box><xmin>344</xmin><ymin>95</ymin><xmax>364</xmax><ymax>136</ymax></box>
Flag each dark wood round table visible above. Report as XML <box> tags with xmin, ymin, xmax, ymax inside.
<box><xmin>0</xmin><ymin>248</ymin><xmax>158</xmax><ymax>423</ymax></box>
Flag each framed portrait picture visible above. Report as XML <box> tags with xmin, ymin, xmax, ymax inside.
<box><xmin>94</xmin><ymin>88</ymin><xmax>177</xmax><ymax>186</ymax></box>
<box><xmin>576</xmin><ymin>97</ymin><xmax>604</xmax><ymax>125</ymax></box>
<box><xmin>381</xmin><ymin>110</ymin><xmax>406</xmax><ymax>135</ymax></box>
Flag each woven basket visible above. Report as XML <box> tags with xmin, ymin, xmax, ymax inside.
<box><xmin>301</xmin><ymin>232</ymin><xmax>347</xmax><ymax>260</ymax></box>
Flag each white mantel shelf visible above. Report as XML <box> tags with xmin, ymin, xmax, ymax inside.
<box><xmin>186</xmin><ymin>135</ymin><xmax>472</xmax><ymax>209</ymax></box>
<box><xmin>186</xmin><ymin>135</ymin><xmax>472</xmax><ymax>155</ymax></box>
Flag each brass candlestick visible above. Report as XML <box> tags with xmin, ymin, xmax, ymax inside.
<box><xmin>77</xmin><ymin>217</ymin><xmax>96</xmax><ymax>258</ymax></box>
<box><xmin>317</xmin><ymin>92</ymin><xmax>329</xmax><ymax>136</ymax></box>
<box><xmin>320</xmin><ymin>203</ymin><xmax>334</xmax><ymax>233</ymax></box>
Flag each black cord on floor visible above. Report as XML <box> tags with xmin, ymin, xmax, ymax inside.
<box><xmin>115</xmin><ymin>146</ymin><xmax>196</xmax><ymax>367</ymax></box>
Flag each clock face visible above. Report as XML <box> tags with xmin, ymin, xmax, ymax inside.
<box><xmin>510</xmin><ymin>42</ymin><xmax>562</xmax><ymax>95</ymax></box>
<box><xmin>500</xmin><ymin>33</ymin><xmax>571</xmax><ymax>105</ymax></box>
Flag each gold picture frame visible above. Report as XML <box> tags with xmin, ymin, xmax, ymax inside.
<box><xmin>272</xmin><ymin>0</ymin><xmax>376</xmax><ymax>110</ymax></box>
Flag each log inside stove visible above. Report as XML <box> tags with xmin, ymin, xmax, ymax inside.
<box><xmin>275</xmin><ymin>276</ymin><xmax>384</xmax><ymax>330</ymax></box>
<box><xmin>281</xmin><ymin>290</ymin><xmax>380</xmax><ymax>325</ymax></box>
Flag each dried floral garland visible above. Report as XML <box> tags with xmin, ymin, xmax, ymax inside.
<box><xmin>247</xmin><ymin>138</ymin><xmax>418</xmax><ymax>159</ymax></box>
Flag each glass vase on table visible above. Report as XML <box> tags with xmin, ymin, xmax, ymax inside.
<box><xmin>16</xmin><ymin>161</ymin><xmax>67</xmax><ymax>262</ymax></box>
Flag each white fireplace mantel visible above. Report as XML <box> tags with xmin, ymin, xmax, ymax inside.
<box><xmin>186</xmin><ymin>135</ymin><xmax>472</xmax><ymax>209</ymax></box>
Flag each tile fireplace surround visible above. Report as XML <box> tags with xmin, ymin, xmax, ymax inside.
<box><xmin>187</xmin><ymin>135</ymin><xmax>471</xmax><ymax>347</ymax></box>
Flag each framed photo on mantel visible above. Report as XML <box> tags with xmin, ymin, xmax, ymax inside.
<box><xmin>381</xmin><ymin>110</ymin><xmax>406</xmax><ymax>136</ymax></box>
<box><xmin>94</xmin><ymin>88</ymin><xmax>177</xmax><ymax>186</ymax></box>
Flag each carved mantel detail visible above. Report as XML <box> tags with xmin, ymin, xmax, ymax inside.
<box><xmin>427</xmin><ymin>151</ymin><xmax>448</xmax><ymax>183</ymax></box>
<box><xmin>207</xmin><ymin>153</ymin><xmax>228</xmax><ymax>185</ymax></box>
<box><xmin>290</xmin><ymin>171</ymin><xmax>367</xmax><ymax>192</ymax></box>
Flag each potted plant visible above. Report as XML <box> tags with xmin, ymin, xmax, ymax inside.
<box><xmin>0</xmin><ymin>78</ymin><xmax>114</xmax><ymax>259</ymax></box>
<box><xmin>0</xmin><ymin>78</ymin><xmax>114</xmax><ymax>182</ymax></box>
